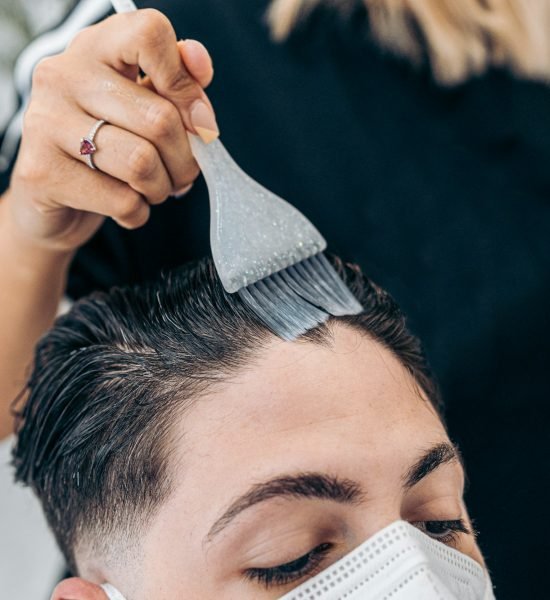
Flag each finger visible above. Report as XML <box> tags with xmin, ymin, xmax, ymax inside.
<box><xmin>138</xmin><ymin>74</ymin><xmax>156</xmax><ymax>92</ymax></box>
<box><xmin>58</xmin><ymin>115</ymin><xmax>173</xmax><ymax>205</ymax></box>
<box><xmin>177</xmin><ymin>39</ymin><xmax>214</xmax><ymax>88</ymax></box>
<box><xmin>139</xmin><ymin>40</ymin><xmax>213</xmax><ymax>91</ymax></box>
<box><xmin>173</xmin><ymin>182</ymin><xmax>194</xmax><ymax>198</ymax></box>
<box><xmin>73</xmin><ymin>9</ymin><xmax>219</xmax><ymax>143</ymax></box>
<box><xmin>70</xmin><ymin>69</ymin><xmax>199</xmax><ymax>193</ymax></box>
<box><xmin>47</xmin><ymin>150</ymin><xmax>151</xmax><ymax>230</ymax></box>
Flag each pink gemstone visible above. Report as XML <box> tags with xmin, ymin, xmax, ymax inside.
<box><xmin>80</xmin><ymin>139</ymin><xmax>96</xmax><ymax>156</ymax></box>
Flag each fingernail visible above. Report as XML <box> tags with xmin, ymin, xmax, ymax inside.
<box><xmin>173</xmin><ymin>183</ymin><xmax>194</xmax><ymax>198</ymax></box>
<box><xmin>190</xmin><ymin>100</ymin><xmax>219</xmax><ymax>143</ymax></box>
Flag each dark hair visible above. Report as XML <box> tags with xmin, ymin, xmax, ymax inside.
<box><xmin>12</xmin><ymin>257</ymin><xmax>440</xmax><ymax>572</ymax></box>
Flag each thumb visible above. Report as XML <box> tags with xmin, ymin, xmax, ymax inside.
<box><xmin>138</xmin><ymin>39</ymin><xmax>214</xmax><ymax>92</ymax></box>
<box><xmin>177</xmin><ymin>39</ymin><xmax>214</xmax><ymax>89</ymax></box>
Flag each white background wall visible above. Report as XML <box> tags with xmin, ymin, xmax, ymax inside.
<box><xmin>0</xmin><ymin>5</ymin><xmax>75</xmax><ymax>596</ymax></box>
<box><xmin>0</xmin><ymin>437</ymin><xmax>64</xmax><ymax>600</ymax></box>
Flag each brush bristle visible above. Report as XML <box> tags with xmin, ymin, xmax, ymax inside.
<box><xmin>238</xmin><ymin>253</ymin><xmax>363</xmax><ymax>340</ymax></box>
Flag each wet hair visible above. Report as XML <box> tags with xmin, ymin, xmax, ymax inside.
<box><xmin>12</xmin><ymin>257</ymin><xmax>440</xmax><ymax>573</ymax></box>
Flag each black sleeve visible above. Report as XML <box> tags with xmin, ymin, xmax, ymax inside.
<box><xmin>0</xmin><ymin>127</ymin><xmax>19</xmax><ymax>194</ymax></box>
<box><xmin>66</xmin><ymin>175</ymin><xmax>211</xmax><ymax>299</ymax></box>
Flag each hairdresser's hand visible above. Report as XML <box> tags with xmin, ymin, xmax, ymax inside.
<box><xmin>4</xmin><ymin>9</ymin><xmax>216</xmax><ymax>253</ymax></box>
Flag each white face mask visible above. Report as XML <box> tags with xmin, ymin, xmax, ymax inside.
<box><xmin>280</xmin><ymin>520</ymin><xmax>495</xmax><ymax>600</ymax></box>
<box><xmin>101</xmin><ymin>583</ymin><xmax>126</xmax><ymax>600</ymax></box>
<box><xmin>101</xmin><ymin>520</ymin><xmax>495</xmax><ymax>600</ymax></box>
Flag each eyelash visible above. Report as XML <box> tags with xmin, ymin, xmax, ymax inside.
<box><xmin>244</xmin><ymin>520</ymin><xmax>470</xmax><ymax>589</ymax></box>
<box><xmin>244</xmin><ymin>542</ymin><xmax>332</xmax><ymax>588</ymax></box>
<box><xmin>414</xmin><ymin>518</ymin><xmax>471</xmax><ymax>545</ymax></box>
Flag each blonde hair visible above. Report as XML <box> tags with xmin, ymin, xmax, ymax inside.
<box><xmin>267</xmin><ymin>0</ymin><xmax>550</xmax><ymax>85</ymax></box>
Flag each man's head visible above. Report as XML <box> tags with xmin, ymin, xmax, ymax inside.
<box><xmin>13</xmin><ymin>258</ymin><xmax>485</xmax><ymax>599</ymax></box>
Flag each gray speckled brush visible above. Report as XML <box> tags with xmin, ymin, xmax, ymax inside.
<box><xmin>188</xmin><ymin>135</ymin><xmax>362</xmax><ymax>340</ymax></box>
<box><xmin>110</xmin><ymin>0</ymin><xmax>362</xmax><ymax>340</ymax></box>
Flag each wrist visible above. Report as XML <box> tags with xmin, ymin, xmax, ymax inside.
<box><xmin>0</xmin><ymin>191</ymin><xmax>75</xmax><ymax>276</ymax></box>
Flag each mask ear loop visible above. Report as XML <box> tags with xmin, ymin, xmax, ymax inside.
<box><xmin>100</xmin><ymin>583</ymin><xmax>127</xmax><ymax>600</ymax></box>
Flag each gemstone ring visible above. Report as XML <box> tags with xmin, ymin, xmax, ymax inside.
<box><xmin>79</xmin><ymin>119</ymin><xmax>107</xmax><ymax>170</ymax></box>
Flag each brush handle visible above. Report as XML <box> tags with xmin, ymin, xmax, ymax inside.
<box><xmin>110</xmin><ymin>0</ymin><xmax>137</xmax><ymax>12</ymax></box>
<box><xmin>187</xmin><ymin>134</ymin><xmax>251</xmax><ymax>192</ymax></box>
<box><xmin>108</xmin><ymin>0</ymin><xmax>221</xmax><ymax>181</ymax></box>
<box><xmin>187</xmin><ymin>135</ymin><xmax>327</xmax><ymax>293</ymax></box>
<box><xmin>110</xmin><ymin>0</ymin><xmax>326</xmax><ymax>295</ymax></box>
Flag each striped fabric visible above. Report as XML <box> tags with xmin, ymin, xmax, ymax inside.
<box><xmin>0</xmin><ymin>0</ymin><xmax>112</xmax><ymax>172</ymax></box>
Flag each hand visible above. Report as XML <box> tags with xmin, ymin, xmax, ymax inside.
<box><xmin>5</xmin><ymin>9</ymin><xmax>217</xmax><ymax>253</ymax></box>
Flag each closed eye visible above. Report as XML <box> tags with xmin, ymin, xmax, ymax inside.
<box><xmin>244</xmin><ymin>542</ymin><xmax>333</xmax><ymax>589</ymax></box>
<box><xmin>413</xmin><ymin>519</ymin><xmax>470</xmax><ymax>545</ymax></box>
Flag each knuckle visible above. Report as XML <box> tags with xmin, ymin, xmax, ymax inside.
<box><xmin>113</xmin><ymin>191</ymin><xmax>142</xmax><ymax>221</ymax></box>
<box><xmin>14</xmin><ymin>154</ymin><xmax>47</xmax><ymax>186</ymax></box>
<box><xmin>31</xmin><ymin>56</ymin><xmax>58</xmax><ymax>89</ymax></box>
<box><xmin>21</xmin><ymin>107</ymin><xmax>42</xmax><ymax>137</ymax></box>
<box><xmin>16</xmin><ymin>123</ymin><xmax>52</xmax><ymax>183</ymax></box>
<box><xmin>183</xmin><ymin>161</ymin><xmax>200</xmax><ymax>183</ymax></box>
<box><xmin>67</xmin><ymin>28</ymin><xmax>91</xmax><ymax>50</ymax></box>
<box><xmin>135</xmin><ymin>9</ymin><xmax>173</xmax><ymax>47</ymax></box>
<box><xmin>160</xmin><ymin>68</ymin><xmax>191</xmax><ymax>94</ymax></box>
<box><xmin>147</xmin><ymin>178</ymin><xmax>172</xmax><ymax>204</ymax></box>
<box><xmin>66</xmin><ymin>21</ymin><xmax>104</xmax><ymax>53</ymax></box>
<box><xmin>172</xmin><ymin>161</ymin><xmax>200</xmax><ymax>193</ymax></box>
<box><xmin>147</xmin><ymin>189</ymin><xmax>170</xmax><ymax>206</ymax></box>
<box><xmin>145</xmin><ymin>101</ymin><xmax>180</xmax><ymax>140</ymax></box>
<box><xmin>123</xmin><ymin>218</ymin><xmax>146</xmax><ymax>230</ymax></box>
<box><xmin>128</xmin><ymin>142</ymin><xmax>158</xmax><ymax>181</ymax></box>
<box><xmin>118</xmin><ymin>203</ymin><xmax>150</xmax><ymax>229</ymax></box>
<box><xmin>127</xmin><ymin>213</ymin><xmax>150</xmax><ymax>229</ymax></box>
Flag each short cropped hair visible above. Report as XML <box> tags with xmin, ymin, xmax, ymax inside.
<box><xmin>12</xmin><ymin>257</ymin><xmax>440</xmax><ymax>573</ymax></box>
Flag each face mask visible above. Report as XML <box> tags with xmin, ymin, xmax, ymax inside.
<box><xmin>280</xmin><ymin>520</ymin><xmax>495</xmax><ymax>600</ymax></box>
<box><xmin>101</xmin><ymin>583</ymin><xmax>126</xmax><ymax>600</ymax></box>
<box><xmin>101</xmin><ymin>520</ymin><xmax>495</xmax><ymax>600</ymax></box>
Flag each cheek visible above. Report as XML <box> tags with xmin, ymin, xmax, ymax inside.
<box><xmin>459</xmin><ymin>511</ymin><xmax>486</xmax><ymax>568</ymax></box>
<box><xmin>461</xmin><ymin>536</ymin><xmax>485</xmax><ymax>566</ymax></box>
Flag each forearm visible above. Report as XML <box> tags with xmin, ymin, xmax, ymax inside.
<box><xmin>0</xmin><ymin>193</ymin><xmax>73</xmax><ymax>440</ymax></box>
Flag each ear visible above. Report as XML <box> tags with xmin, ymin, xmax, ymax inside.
<box><xmin>51</xmin><ymin>577</ymin><xmax>108</xmax><ymax>600</ymax></box>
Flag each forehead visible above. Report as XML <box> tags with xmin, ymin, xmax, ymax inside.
<box><xmin>132</xmin><ymin>325</ymin><xmax>451</xmax><ymax>589</ymax></box>
<box><xmin>172</xmin><ymin>324</ymin><xmax>446</xmax><ymax>494</ymax></box>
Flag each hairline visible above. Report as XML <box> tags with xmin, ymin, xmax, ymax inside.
<box><xmin>74</xmin><ymin>320</ymin><xmax>439</xmax><ymax>574</ymax></box>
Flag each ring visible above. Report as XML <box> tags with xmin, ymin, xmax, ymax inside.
<box><xmin>79</xmin><ymin>119</ymin><xmax>107</xmax><ymax>170</ymax></box>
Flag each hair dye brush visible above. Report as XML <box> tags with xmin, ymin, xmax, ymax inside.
<box><xmin>111</xmin><ymin>0</ymin><xmax>362</xmax><ymax>340</ymax></box>
<box><xmin>188</xmin><ymin>136</ymin><xmax>362</xmax><ymax>339</ymax></box>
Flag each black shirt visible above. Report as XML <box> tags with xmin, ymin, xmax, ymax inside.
<box><xmin>2</xmin><ymin>1</ymin><xmax>548</xmax><ymax>596</ymax></box>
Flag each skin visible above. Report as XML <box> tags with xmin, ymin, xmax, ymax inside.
<box><xmin>0</xmin><ymin>9</ymin><xmax>216</xmax><ymax>440</ymax></box>
<box><xmin>52</xmin><ymin>325</ymin><xmax>485</xmax><ymax>599</ymax></box>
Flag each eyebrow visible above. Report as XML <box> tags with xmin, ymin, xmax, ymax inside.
<box><xmin>206</xmin><ymin>473</ymin><xmax>363</xmax><ymax>541</ymax></box>
<box><xmin>206</xmin><ymin>442</ymin><xmax>460</xmax><ymax>542</ymax></box>
<box><xmin>403</xmin><ymin>442</ymin><xmax>460</xmax><ymax>489</ymax></box>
